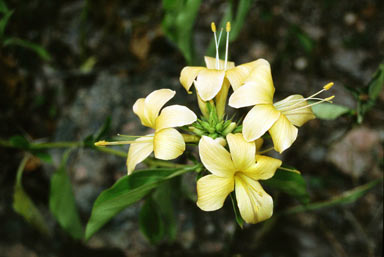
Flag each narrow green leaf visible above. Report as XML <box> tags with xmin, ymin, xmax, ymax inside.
<box><xmin>310</xmin><ymin>102</ymin><xmax>351</xmax><ymax>120</ymax></box>
<box><xmin>162</xmin><ymin>0</ymin><xmax>202</xmax><ymax>64</ymax></box>
<box><xmin>85</xmin><ymin>165</ymin><xmax>198</xmax><ymax>240</ymax></box>
<box><xmin>9</xmin><ymin>135</ymin><xmax>30</xmax><ymax>149</ymax></box>
<box><xmin>49</xmin><ymin>149</ymin><xmax>83</xmax><ymax>239</ymax></box>
<box><xmin>0</xmin><ymin>1</ymin><xmax>9</xmax><ymax>13</ymax></box>
<box><xmin>230</xmin><ymin>192</ymin><xmax>244</xmax><ymax>229</ymax></box>
<box><xmin>282</xmin><ymin>178</ymin><xmax>382</xmax><ymax>215</ymax></box>
<box><xmin>13</xmin><ymin>156</ymin><xmax>50</xmax><ymax>235</ymax></box>
<box><xmin>94</xmin><ymin>116</ymin><xmax>111</xmax><ymax>142</ymax></box>
<box><xmin>0</xmin><ymin>9</ymin><xmax>13</xmax><ymax>37</ymax></box>
<box><xmin>263</xmin><ymin>168</ymin><xmax>310</xmax><ymax>204</ymax></box>
<box><xmin>3</xmin><ymin>37</ymin><xmax>51</xmax><ymax>61</ymax></box>
<box><xmin>139</xmin><ymin>197</ymin><xmax>165</xmax><ymax>244</ymax></box>
<box><xmin>368</xmin><ymin>63</ymin><xmax>384</xmax><ymax>101</ymax></box>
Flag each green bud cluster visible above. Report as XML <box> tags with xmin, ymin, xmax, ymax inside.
<box><xmin>190</xmin><ymin>102</ymin><xmax>239</xmax><ymax>139</ymax></box>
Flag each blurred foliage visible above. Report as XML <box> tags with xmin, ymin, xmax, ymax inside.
<box><xmin>0</xmin><ymin>0</ymin><xmax>51</xmax><ymax>60</ymax></box>
<box><xmin>13</xmin><ymin>156</ymin><xmax>50</xmax><ymax>235</ymax></box>
<box><xmin>162</xmin><ymin>0</ymin><xmax>202</xmax><ymax>64</ymax></box>
<box><xmin>49</xmin><ymin>149</ymin><xmax>83</xmax><ymax>240</ymax></box>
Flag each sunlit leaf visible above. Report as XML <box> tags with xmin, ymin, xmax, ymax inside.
<box><xmin>263</xmin><ymin>168</ymin><xmax>310</xmax><ymax>204</ymax></box>
<box><xmin>139</xmin><ymin>197</ymin><xmax>165</xmax><ymax>244</ymax></box>
<box><xmin>311</xmin><ymin>102</ymin><xmax>351</xmax><ymax>120</ymax></box>
<box><xmin>13</xmin><ymin>156</ymin><xmax>50</xmax><ymax>235</ymax></box>
<box><xmin>49</xmin><ymin>149</ymin><xmax>83</xmax><ymax>239</ymax></box>
<box><xmin>3</xmin><ymin>37</ymin><xmax>51</xmax><ymax>61</ymax></box>
<box><xmin>85</xmin><ymin>165</ymin><xmax>198</xmax><ymax>240</ymax></box>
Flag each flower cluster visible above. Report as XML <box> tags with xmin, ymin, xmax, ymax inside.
<box><xmin>96</xmin><ymin>22</ymin><xmax>334</xmax><ymax>224</ymax></box>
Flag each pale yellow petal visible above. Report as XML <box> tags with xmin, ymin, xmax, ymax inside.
<box><xmin>242</xmin><ymin>104</ymin><xmax>281</xmax><ymax>142</ymax></box>
<box><xmin>235</xmin><ymin>174</ymin><xmax>273</xmax><ymax>224</ymax></box>
<box><xmin>228</xmin><ymin>82</ymin><xmax>274</xmax><ymax>108</ymax></box>
<box><xmin>194</xmin><ymin>69</ymin><xmax>225</xmax><ymax>101</ymax></box>
<box><xmin>144</xmin><ymin>89</ymin><xmax>176</xmax><ymax>127</ymax></box>
<box><xmin>198</xmin><ymin>136</ymin><xmax>235</xmax><ymax>177</ymax></box>
<box><xmin>179</xmin><ymin>66</ymin><xmax>205</xmax><ymax>93</ymax></box>
<box><xmin>243</xmin><ymin>155</ymin><xmax>282</xmax><ymax>180</ymax></box>
<box><xmin>204</xmin><ymin>56</ymin><xmax>235</xmax><ymax>70</ymax></box>
<box><xmin>226</xmin><ymin>133</ymin><xmax>255</xmax><ymax>171</ymax></box>
<box><xmin>133</xmin><ymin>98</ymin><xmax>153</xmax><ymax>128</ymax></box>
<box><xmin>127</xmin><ymin>135</ymin><xmax>154</xmax><ymax>174</ymax></box>
<box><xmin>226</xmin><ymin>59</ymin><xmax>264</xmax><ymax>91</ymax></box>
<box><xmin>196</xmin><ymin>175</ymin><xmax>234</xmax><ymax>211</ymax></box>
<box><xmin>274</xmin><ymin>95</ymin><xmax>315</xmax><ymax>127</ymax></box>
<box><xmin>155</xmin><ymin>105</ymin><xmax>197</xmax><ymax>131</ymax></box>
<box><xmin>153</xmin><ymin>128</ymin><xmax>185</xmax><ymax>160</ymax></box>
<box><xmin>269</xmin><ymin>114</ymin><xmax>298</xmax><ymax>153</ymax></box>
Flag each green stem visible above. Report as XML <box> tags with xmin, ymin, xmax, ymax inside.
<box><xmin>30</xmin><ymin>141</ymin><xmax>82</xmax><ymax>149</ymax></box>
<box><xmin>95</xmin><ymin>146</ymin><xmax>127</xmax><ymax>158</ymax></box>
<box><xmin>16</xmin><ymin>155</ymin><xmax>30</xmax><ymax>185</ymax></box>
<box><xmin>144</xmin><ymin>158</ymin><xmax>187</xmax><ymax>168</ymax></box>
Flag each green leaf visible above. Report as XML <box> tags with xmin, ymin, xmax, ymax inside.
<box><xmin>282</xmin><ymin>178</ymin><xmax>382</xmax><ymax>215</ymax></box>
<box><xmin>153</xmin><ymin>181</ymin><xmax>177</xmax><ymax>241</ymax></box>
<box><xmin>49</xmin><ymin>149</ymin><xmax>83</xmax><ymax>239</ymax></box>
<box><xmin>230</xmin><ymin>192</ymin><xmax>244</xmax><ymax>228</ymax></box>
<box><xmin>0</xmin><ymin>9</ymin><xmax>13</xmax><ymax>37</ymax></box>
<box><xmin>0</xmin><ymin>1</ymin><xmax>9</xmax><ymax>13</ymax></box>
<box><xmin>85</xmin><ymin>165</ymin><xmax>198</xmax><ymax>240</ymax></box>
<box><xmin>263</xmin><ymin>168</ymin><xmax>310</xmax><ymax>204</ymax></box>
<box><xmin>139</xmin><ymin>197</ymin><xmax>165</xmax><ymax>244</ymax></box>
<box><xmin>94</xmin><ymin>116</ymin><xmax>111</xmax><ymax>142</ymax></box>
<box><xmin>13</xmin><ymin>156</ymin><xmax>50</xmax><ymax>235</ymax></box>
<box><xmin>3</xmin><ymin>37</ymin><xmax>51</xmax><ymax>61</ymax></box>
<box><xmin>33</xmin><ymin>151</ymin><xmax>52</xmax><ymax>163</ymax></box>
<box><xmin>368</xmin><ymin>63</ymin><xmax>384</xmax><ymax>101</ymax></box>
<box><xmin>162</xmin><ymin>0</ymin><xmax>202</xmax><ymax>64</ymax></box>
<box><xmin>311</xmin><ymin>102</ymin><xmax>351</xmax><ymax>120</ymax></box>
<box><xmin>9</xmin><ymin>135</ymin><xmax>30</xmax><ymax>149</ymax></box>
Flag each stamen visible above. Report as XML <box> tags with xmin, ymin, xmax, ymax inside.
<box><xmin>94</xmin><ymin>139</ymin><xmax>153</xmax><ymax>146</ymax></box>
<box><xmin>117</xmin><ymin>134</ymin><xmax>152</xmax><ymax>139</ymax></box>
<box><xmin>286</xmin><ymin>95</ymin><xmax>334</xmax><ymax>113</ymax></box>
<box><xmin>224</xmin><ymin>21</ymin><xmax>231</xmax><ymax>70</ymax></box>
<box><xmin>275</xmin><ymin>81</ymin><xmax>335</xmax><ymax>111</ymax></box>
<box><xmin>211</xmin><ymin>22</ymin><xmax>220</xmax><ymax>69</ymax></box>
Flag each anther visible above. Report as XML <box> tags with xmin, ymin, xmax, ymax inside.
<box><xmin>323</xmin><ymin>82</ymin><xmax>334</xmax><ymax>91</ymax></box>
<box><xmin>226</xmin><ymin>21</ymin><xmax>231</xmax><ymax>32</ymax></box>
<box><xmin>211</xmin><ymin>22</ymin><xmax>216</xmax><ymax>32</ymax></box>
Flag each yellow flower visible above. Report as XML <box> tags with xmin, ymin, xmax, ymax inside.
<box><xmin>196</xmin><ymin>133</ymin><xmax>282</xmax><ymax>224</ymax></box>
<box><xmin>126</xmin><ymin>89</ymin><xmax>197</xmax><ymax>173</ymax></box>
<box><xmin>229</xmin><ymin>59</ymin><xmax>334</xmax><ymax>153</ymax></box>
<box><xmin>95</xmin><ymin>89</ymin><xmax>197</xmax><ymax>174</ymax></box>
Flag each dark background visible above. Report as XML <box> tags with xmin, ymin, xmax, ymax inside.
<box><xmin>0</xmin><ymin>0</ymin><xmax>383</xmax><ymax>256</ymax></box>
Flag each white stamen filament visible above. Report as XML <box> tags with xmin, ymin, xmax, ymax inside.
<box><xmin>95</xmin><ymin>139</ymin><xmax>153</xmax><ymax>146</ymax></box>
<box><xmin>283</xmin><ymin>96</ymin><xmax>334</xmax><ymax>114</ymax></box>
<box><xmin>224</xmin><ymin>21</ymin><xmax>231</xmax><ymax>70</ymax></box>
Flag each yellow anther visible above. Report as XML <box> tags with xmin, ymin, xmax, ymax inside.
<box><xmin>94</xmin><ymin>140</ymin><xmax>107</xmax><ymax>146</ymax></box>
<box><xmin>325</xmin><ymin>95</ymin><xmax>335</xmax><ymax>101</ymax></box>
<box><xmin>226</xmin><ymin>21</ymin><xmax>231</xmax><ymax>32</ymax></box>
<box><xmin>323</xmin><ymin>82</ymin><xmax>334</xmax><ymax>91</ymax></box>
<box><xmin>211</xmin><ymin>22</ymin><xmax>216</xmax><ymax>32</ymax></box>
